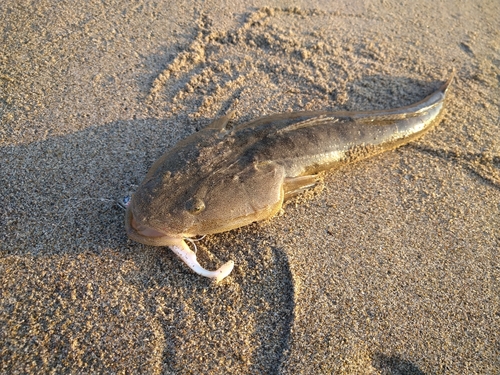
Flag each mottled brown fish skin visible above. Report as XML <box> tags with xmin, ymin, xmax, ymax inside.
<box><xmin>126</xmin><ymin>75</ymin><xmax>452</xmax><ymax>245</ymax></box>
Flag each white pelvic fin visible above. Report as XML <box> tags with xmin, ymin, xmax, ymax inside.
<box><xmin>169</xmin><ymin>240</ymin><xmax>234</xmax><ymax>282</ymax></box>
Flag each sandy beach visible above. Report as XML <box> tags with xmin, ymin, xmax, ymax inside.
<box><xmin>1</xmin><ymin>0</ymin><xmax>499</xmax><ymax>373</ymax></box>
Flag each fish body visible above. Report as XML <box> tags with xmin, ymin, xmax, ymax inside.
<box><xmin>126</xmin><ymin>75</ymin><xmax>452</xmax><ymax>281</ymax></box>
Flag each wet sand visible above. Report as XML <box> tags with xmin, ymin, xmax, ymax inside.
<box><xmin>1</xmin><ymin>1</ymin><xmax>499</xmax><ymax>373</ymax></box>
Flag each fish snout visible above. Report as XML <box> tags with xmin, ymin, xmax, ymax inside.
<box><xmin>125</xmin><ymin>206</ymin><xmax>182</xmax><ymax>246</ymax></box>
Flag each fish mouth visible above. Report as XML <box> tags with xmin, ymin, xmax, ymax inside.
<box><xmin>131</xmin><ymin>215</ymin><xmax>165</xmax><ymax>237</ymax></box>
<box><xmin>125</xmin><ymin>206</ymin><xmax>183</xmax><ymax>247</ymax></box>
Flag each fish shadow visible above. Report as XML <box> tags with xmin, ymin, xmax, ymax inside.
<box><xmin>373</xmin><ymin>353</ymin><xmax>427</xmax><ymax>375</ymax></box>
<box><xmin>0</xmin><ymin>116</ymin><xmax>295</xmax><ymax>373</ymax></box>
<box><xmin>155</xmin><ymin>238</ymin><xmax>296</xmax><ymax>374</ymax></box>
<box><xmin>1</xmin><ymin>118</ymin><xmax>180</xmax><ymax>255</ymax></box>
<box><xmin>0</xmin><ymin>71</ymin><xmax>443</xmax><ymax>256</ymax></box>
<box><xmin>1</xmin><ymin>73</ymin><xmax>451</xmax><ymax>374</ymax></box>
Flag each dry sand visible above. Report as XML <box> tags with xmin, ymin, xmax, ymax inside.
<box><xmin>1</xmin><ymin>0</ymin><xmax>499</xmax><ymax>373</ymax></box>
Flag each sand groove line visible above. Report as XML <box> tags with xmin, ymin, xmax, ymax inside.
<box><xmin>146</xmin><ymin>7</ymin><xmax>380</xmax><ymax>106</ymax></box>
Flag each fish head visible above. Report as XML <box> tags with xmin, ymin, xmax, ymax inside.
<box><xmin>125</xmin><ymin>154</ymin><xmax>286</xmax><ymax>246</ymax></box>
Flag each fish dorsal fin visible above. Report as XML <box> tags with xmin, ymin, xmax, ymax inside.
<box><xmin>351</xmin><ymin>107</ymin><xmax>430</xmax><ymax>124</ymax></box>
<box><xmin>206</xmin><ymin>110</ymin><xmax>236</xmax><ymax>132</ymax></box>
<box><xmin>273</xmin><ymin>109</ymin><xmax>427</xmax><ymax>131</ymax></box>
<box><xmin>276</xmin><ymin>115</ymin><xmax>345</xmax><ymax>134</ymax></box>
<box><xmin>233</xmin><ymin>111</ymin><xmax>332</xmax><ymax>133</ymax></box>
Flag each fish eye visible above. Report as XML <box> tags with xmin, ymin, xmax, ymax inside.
<box><xmin>185</xmin><ymin>197</ymin><xmax>206</xmax><ymax>214</ymax></box>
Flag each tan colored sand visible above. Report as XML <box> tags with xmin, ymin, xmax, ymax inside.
<box><xmin>1</xmin><ymin>0</ymin><xmax>499</xmax><ymax>374</ymax></box>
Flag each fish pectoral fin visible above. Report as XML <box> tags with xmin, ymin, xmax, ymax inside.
<box><xmin>206</xmin><ymin>110</ymin><xmax>236</xmax><ymax>132</ymax></box>
<box><xmin>169</xmin><ymin>240</ymin><xmax>234</xmax><ymax>282</ymax></box>
<box><xmin>283</xmin><ymin>175</ymin><xmax>319</xmax><ymax>200</ymax></box>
